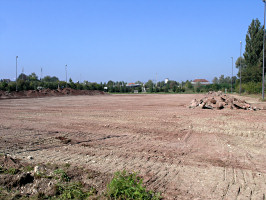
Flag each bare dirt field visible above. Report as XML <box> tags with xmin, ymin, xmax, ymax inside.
<box><xmin>0</xmin><ymin>94</ymin><xmax>265</xmax><ymax>199</ymax></box>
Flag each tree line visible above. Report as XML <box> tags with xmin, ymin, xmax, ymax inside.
<box><xmin>0</xmin><ymin>72</ymin><xmax>234</xmax><ymax>94</ymax></box>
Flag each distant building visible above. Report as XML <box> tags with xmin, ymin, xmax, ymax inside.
<box><xmin>191</xmin><ymin>79</ymin><xmax>210</xmax><ymax>85</ymax></box>
<box><xmin>165</xmin><ymin>78</ymin><xmax>169</xmax><ymax>84</ymax></box>
<box><xmin>126</xmin><ymin>83</ymin><xmax>141</xmax><ymax>87</ymax></box>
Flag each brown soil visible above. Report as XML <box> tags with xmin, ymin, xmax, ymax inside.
<box><xmin>0</xmin><ymin>88</ymin><xmax>106</xmax><ymax>99</ymax></box>
<box><xmin>0</xmin><ymin>155</ymin><xmax>107</xmax><ymax>199</ymax></box>
<box><xmin>0</xmin><ymin>94</ymin><xmax>265</xmax><ymax>199</ymax></box>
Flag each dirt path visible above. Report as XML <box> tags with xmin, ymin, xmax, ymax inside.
<box><xmin>0</xmin><ymin>94</ymin><xmax>265</xmax><ymax>199</ymax></box>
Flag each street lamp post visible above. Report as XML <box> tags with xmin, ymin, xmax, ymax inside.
<box><xmin>65</xmin><ymin>64</ymin><xmax>67</xmax><ymax>88</ymax></box>
<box><xmin>16</xmin><ymin>56</ymin><xmax>18</xmax><ymax>91</ymax></box>
<box><xmin>231</xmin><ymin>57</ymin><xmax>233</xmax><ymax>93</ymax></box>
<box><xmin>239</xmin><ymin>41</ymin><xmax>242</xmax><ymax>95</ymax></box>
<box><xmin>263</xmin><ymin>0</ymin><xmax>265</xmax><ymax>100</ymax></box>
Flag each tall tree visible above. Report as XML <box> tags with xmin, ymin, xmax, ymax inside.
<box><xmin>28</xmin><ymin>73</ymin><xmax>38</xmax><ymax>81</ymax></box>
<box><xmin>218</xmin><ymin>75</ymin><xmax>225</xmax><ymax>84</ymax></box>
<box><xmin>241</xmin><ymin>19</ymin><xmax>264</xmax><ymax>82</ymax></box>
<box><xmin>145</xmin><ymin>80</ymin><xmax>154</xmax><ymax>90</ymax></box>
<box><xmin>212</xmin><ymin>77</ymin><xmax>218</xmax><ymax>84</ymax></box>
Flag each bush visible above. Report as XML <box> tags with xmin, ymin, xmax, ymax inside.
<box><xmin>106</xmin><ymin>170</ymin><xmax>161</xmax><ymax>200</ymax></box>
<box><xmin>235</xmin><ymin>82</ymin><xmax>262</xmax><ymax>94</ymax></box>
<box><xmin>243</xmin><ymin>82</ymin><xmax>262</xmax><ymax>94</ymax></box>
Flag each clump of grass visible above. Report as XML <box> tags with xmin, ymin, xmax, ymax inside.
<box><xmin>23</xmin><ymin>165</ymin><xmax>34</xmax><ymax>172</ymax></box>
<box><xmin>54</xmin><ymin>169</ymin><xmax>71</xmax><ymax>182</ymax></box>
<box><xmin>54</xmin><ymin>182</ymin><xmax>96</xmax><ymax>200</ymax></box>
<box><xmin>0</xmin><ymin>166</ymin><xmax>19</xmax><ymax>175</ymax></box>
<box><xmin>6</xmin><ymin>168</ymin><xmax>18</xmax><ymax>175</ymax></box>
<box><xmin>64</xmin><ymin>163</ymin><xmax>70</xmax><ymax>169</ymax></box>
<box><xmin>106</xmin><ymin>170</ymin><xmax>161</xmax><ymax>200</ymax></box>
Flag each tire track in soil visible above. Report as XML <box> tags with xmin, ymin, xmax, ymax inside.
<box><xmin>212</xmin><ymin>130</ymin><xmax>266</xmax><ymax>200</ymax></box>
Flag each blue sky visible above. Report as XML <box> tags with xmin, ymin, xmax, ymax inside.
<box><xmin>0</xmin><ymin>0</ymin><xmax>264</xmax><ymax>83</ymax></box>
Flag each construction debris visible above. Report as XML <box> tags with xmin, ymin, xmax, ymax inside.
<box><xmin>189</xmin><ymin>91</ymin><xmax>259</xmax><ymax>111</ymax></box>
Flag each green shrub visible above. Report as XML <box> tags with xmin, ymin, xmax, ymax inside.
<box><xmin>54</xmin><ymin>169</ymin><xmax>70</xmax><ymax>182</ymax></box>
<box><xmin>106</xmin><ymin>170</ymin><xmax>161</xmax><ymax>200</ymax></box>
<box><xmin>243</xmin><ymin>82</ymin><xmax>262</xmax><ymax>94</ymax></box>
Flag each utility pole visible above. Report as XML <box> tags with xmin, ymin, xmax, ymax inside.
<box><xmin>41</xmin><ymin>67</ymin><xmax>43</xmax><ymax>81</ymax></box>
<box><xmin>65</xmin><ymin>64</ymin><xmax>67</xmax><ymax>88</ymax></box>
<box><xmin>263</xmin><ymin>0</ymin><xmax>266</xmax><ymax>100</ymax></box>
<box><xmin>239</xmin><ymin>41</ymin><xmax>242</xmax><ymax>95</ymax></box>
<box><xmin>156</xmin><ymin>72</ymin><xmax>158</xmax><ymax>87</ymax></box>
<box><xmin>16</xmin><ymin>56</ymin><xmax>18</xmax><ymax>91</ymax></box>
<box><xmin>231</xmin><ymin>57</ymin><xmax>233</xmax><ymax>93</ymax></box>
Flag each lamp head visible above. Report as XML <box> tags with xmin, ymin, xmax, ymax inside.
<box><xmin>263</xmin><ymin>0</ymin><xmax>266</xmax><ymax>3</ymax></box>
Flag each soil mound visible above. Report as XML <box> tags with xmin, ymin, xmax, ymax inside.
<box><xmin>189</xmin><ymin>91</ymin><xmax>260</xmax><ymax>110</ymax></box>
<box><xmin>0</xmin><ymin>89</ymin><xmax>106</xmax><ymax>100</ymax></box>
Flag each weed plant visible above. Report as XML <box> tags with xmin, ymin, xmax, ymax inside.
<box><xmin>54</xmin><ymin>169</ymin><xmax>70</xmax><ymax>182</ymax></box>
<box><xmin>106</xmin><ymin>170</ymin><xmax>161</xmax><ymax>200</ymax></box>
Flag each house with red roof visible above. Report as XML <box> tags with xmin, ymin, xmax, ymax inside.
<box><xmin>126</xmin><ymin>83</ymin><xmax>141</xmax><ymax>87</ymax></box>
<box><xmin>191</xmin><ymin>79</ymin><xmax>210</xmax><ymax>85</ymax></box>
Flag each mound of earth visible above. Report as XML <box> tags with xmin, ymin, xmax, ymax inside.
<box><xmin>0</xmin><ymin>88</ymin><xmax>106</xmax><ymax>99</ymax></box>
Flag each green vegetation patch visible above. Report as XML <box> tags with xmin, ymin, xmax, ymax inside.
<box><xmin>54</xmin><ymin>182</ymin><xmax>96</xmax><ymax>200</ymax></box>
<box><xmin>0</xmin><ymin>166</ymin><xmax>19</xmax><ymax>175</ymax></box>
<box><xmin>54</xmin><ymin>169</ymin><xmax>71</xmax><ymax>182</ymax></box>
<box><xmin>106</xmin><ymin>170</ymin><xmax>161</xmax><ymax>200</ymax></box>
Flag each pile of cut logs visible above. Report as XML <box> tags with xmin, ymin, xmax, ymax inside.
<box><xmin>189</xmin><ymin>91</ymin><xmax>259</xmax><ymax>110</ymax></box>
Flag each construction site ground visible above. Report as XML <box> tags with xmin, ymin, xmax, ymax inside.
<box><xmin>0</xmin><ymin>94</ymin><xmax>265</xmax><ymax>199</ymax></box>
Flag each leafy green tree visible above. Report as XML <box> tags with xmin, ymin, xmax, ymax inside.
<box><xmin>107</xmin><ymin>80</ymin><xmax>114</xmax><ymax>87</ymax></box>
<box><xmin>43</xmin><ymin>75</ymin><xmax>59</xmax><ymax>82</ymax></box>
<box><xmin>163</xmin><ymin>85</ymin><xmax>169</xmax><ymax>93</ymax></box>
<box><xmin>28</xmin><ymin>73</ymin><xmax>39</xmax><ymax>82</ymax></box>
<box><xmin>232</xmin><ymin>76</ymin><xmax>237</xmax><ymax>84</ymax></box>
<box><xmin>18</xmin><ymin>73</ymin><xmax>28</xmax><ymax>81</ymax></box>
<box><xmin>145</xmin><ymin>80</ymin><xmax>154</xmax><ymax>91</ymax></box>
<box><xmin>135</xmin><ymin>80</ymin><xmax>143</xmax><ymax>84</ymax></box>
<box><xmin>218</xmin><ymin>75</ymin><xmax>225</xmax><ymax>84</ymax></box>
<box><xmin>241</xmin><ymin>19</ymin><xmax>264</xmax><ymax>83</ymax></box>
<box><xmin>69</xmin><ymin>78</ymin><xmax>76</xmax><ymax>89</ymax></box>
<box><xmin>184</xmin><ymin>80</ymin><xmax>193</xmax><ymax>90</ymax></box>
<box><xmin>212</xmin><ymin>77</ymin><xmax>218</xmax><ymax>84</ymax></box>
<box><xmin>235</xmin><ymin>57</ymin><xmax>247</xmax><ymax>69</ymax></box>
<box><xmin>0</xmin><ymin>81</ymin><xmax>8</xmax><ymax>90</ymax></box>
<box><xmin>169</xmin><ymin>81</ymin><xmax>178</xmax><ymax>90</ymax></box>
